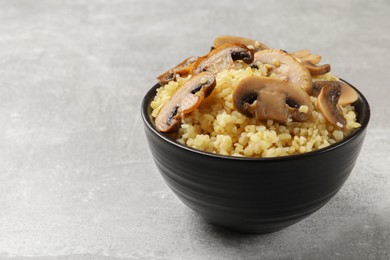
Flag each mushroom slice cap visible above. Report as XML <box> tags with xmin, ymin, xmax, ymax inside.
<box><xmin>252</xmin><ymin>49</ymin><xmax>312</xmax><ymax>93</ymax></box>
<box><xmin>233</xmin><ymin>76</ymin><xmax>313</xmax><ymax>123</ymax></box>
<box><xmin>303</xmin><ymin>61</ymin><xmax>331</xmax><ymax>76</ymax></box>
<box><xmin>317</xmin><ymin>84</ymin><xmax>346</xmax><ymax>128</ymax></box>
<box><xmin>155</xmin><ymin>72</ymin><xmax>216</xmax><ymax>132</ymax></box>
<box><xmin>289</xmin><ymin>50</ymin><xmax>330</xmax><ymax>76</ymax></box>
<box><xmin>213</xmin><ymin>35</ymin><xmax>269</xmax><ymax>51</ymax></box>
<box><xmin>192</xmin><ymin>43</ymin><xmax>254</xmax><ymax>75</ymax></box>
<box><xmin>157</xmin><ymin>56</ymin><xmax>198</xmax><ymax>85</ymax></box>
<box><xmin>312</xmin><ymin>81</ymin><xmax>358</xmax><ymax>106</ymax></box>
<box><xmin>290</xmin><ymin>50</ymin><xmax>322</xmax><ymax>65</ymax></box>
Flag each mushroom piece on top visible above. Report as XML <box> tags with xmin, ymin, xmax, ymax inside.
<box><xmin>251</xmin><ymin>49</ymin><xmax>313</xmax><ymax>94</ymax></box>
<box><xmin>312</xmin><ymin>81</ymin><xmax>358</xmax><ymax>106</ymax></box>
<box><xmin>316</xmin><ymin>84</ymin><xmax>347</xmax><ymax>128</ymax></box>
<box><xmin>302</xmin><ymin>62</ymin><xmax>331</xmax><ymax>76</ymax></box>
<box><xmin>192</xmin><ymin>43</ymin><xmax>254</xmax><ymax>75</ymax></box>
<box><xmin>289</xmin><ymin>49</ymin><xmax>331</xmax><ymax>76</ymax></box>
<box><xmin>155</xmin><ymin>72</ymin><xmax>216</xmax><ymax>132</ymax></box>
<box><xmin>233</xmin><ymin>76</ymin><xmax>313</xmax><ymax>123</ymax></box>
<box><xmin>213</xmin><ymin>35</ymin><xmax>269</xmax><ymax>51</ymax></box>
<box><xmin>157</xmin><ymin>56</ymin><xmax>199</xmax><ymax>85</ymax></box>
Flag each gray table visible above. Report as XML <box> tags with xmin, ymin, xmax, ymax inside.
<box><xmin>0</xmin><ymin>0</ymin><xmax>389</xmax><ymax>259</ymax></box>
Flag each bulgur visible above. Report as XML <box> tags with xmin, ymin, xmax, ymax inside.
<box><xmin>151</xmin><ymin>61</ymin><xmax>360</xmax><ymax>157</ymax></box>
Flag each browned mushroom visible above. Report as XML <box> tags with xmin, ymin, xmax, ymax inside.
<box><xmin>155</xmin><ymin>72</ymin><xmax>216</xmax><ymax>132</ymax></box>
<box><xmin>290</xmin><ymin>50</ymin><xmax>321</xmax><ymax>64</ymax></box>
<box><xmin>192</xmin><ymin>43</ymin><xmax>254</xmax><ymax>75</ymax></box>
<box><xmin>290</xmin><ymin>50</ymin><xmax>331</xmax><ymax>76</ymax></box>
<box><xmin>317</xmin><ymin>84</ymin><xmax>346</xmax><ymax>128</ymax></box>
<box><xmin>233</xmin><ymin>76</ymin><xmax>313</xmax><ymax>123</ymax></box>
<box><xmin>251</xmin><ymin>49</ymin><xmax>312</xmax><ymax>93</ymax></box>
<box><xmin>213</xmin><ymin>35</ymin><xmax>269</xmax><ymax>51</ymax></box>
<box><xmin>302</xmin><ymin>61</ymin><xmax>331</xmax><ymax>76</ymax></box>
<box><xmin>312</xmin><ymin>81</ymin><xmax>358</xmax><ymax>106</ymax></box>
<box><xmin>157</xmin><ymin>56</ymin><xmax>199</xmax><ymax>85</ymax></box>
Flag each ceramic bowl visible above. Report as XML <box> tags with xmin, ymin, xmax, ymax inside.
<box><xmin>141</xmin><ymin>80</ymin><xmax>370</xmax><ymax>233</ymax></box>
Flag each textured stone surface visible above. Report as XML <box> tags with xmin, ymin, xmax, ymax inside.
<box><xmin>0</xmin><ymin>0</ymin><xmax>389</xmax><ymax>259</ymax></box>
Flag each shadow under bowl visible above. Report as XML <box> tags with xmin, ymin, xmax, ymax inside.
<box><xmin>141</xmin><ymin>80</ymin><xmax>370</xmax><ymax>233</ymax></box>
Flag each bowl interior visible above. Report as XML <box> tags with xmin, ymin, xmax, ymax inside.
<box><xmin>141</xmin><ymin>79</ymin><xmax>370</xmax><ymax>160</ymax></box>
<box><xmin>141</xmin><ymin>79</ymin><xmax>371</xmax><ymax>233</ymax></box>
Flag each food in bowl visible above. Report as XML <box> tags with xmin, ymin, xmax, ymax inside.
<box><xmin>151</xmin><ymin>36</ymin><xmax>361</xmax><ymax>157</ymax></box>
<box><xmin>141</xmin><ymin>37</ymin><xmax>370</xmax><ymax>233</ymax></box>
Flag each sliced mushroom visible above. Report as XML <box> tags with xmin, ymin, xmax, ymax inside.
<box><xmin>251</xmin><ymin>49</ymin><xmax>312</xmax><ymax>93</ymax></box>
<box><xmin>213</xmin><ymin>35</ymin><xmax>269</xmax><ymax>51</ymax></box>
<box><xmin>155</xmin><ymin>72</ymin><xmax>216</xmax><ymax>132</ymax></box>
<box><xmin>233</xmin><ymin>76</ymin><xmax>313</xmax><ymax>123</ymax></box>
<box><xmin>290</xmin><ymin>50</ymin><xmax>321</xmax><ymax>64</ymax></box>
<box><xmin>157</xmin><ymin>56</ymin><xmax>198</xmax><ymax>85</ymax></box>
<box><xmin>302</xmin><ymin>61</ymin><xmax>331</xmax><ymax>76</ymax></box>
<box><xmin>317</xmin><ymin>84</ymin><xmax>346</xmax><ymax>128</ymax></box>
<box><xmin>192</xmin><ymin>43</ymin><xmax>254</xmax><ymax>75</ymax></box>
<box><xmin>312</xmin><ymin>81</ymin><xmax>358</xmax><ymax>106</ymax></box>
<box><xmin>290</xmin><ymin>50</ymin><xmax>331</xmax><ymax>76</ymax></box>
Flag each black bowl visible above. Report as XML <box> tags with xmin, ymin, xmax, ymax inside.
<box><xmin>141</xmin><ymin>80</ymin><xmax>370</xmax><ymax>233</ymax></box>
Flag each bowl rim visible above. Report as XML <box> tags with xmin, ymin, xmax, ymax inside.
<box><xmin>141</xmin><ymin>78</ymin><xmax>370</xmax><ymax>161</ymax></box>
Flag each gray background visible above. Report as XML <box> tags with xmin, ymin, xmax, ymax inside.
<box><xmin>0</xmin><ymin>0</ymin><xmax>389</xmax><ymax>259</ymax></box>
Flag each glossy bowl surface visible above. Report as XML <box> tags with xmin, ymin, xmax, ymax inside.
<box><xmin>141</xmin><ymin>80</ymin><xmax>370</xmax><ymax>233</ymax></box>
